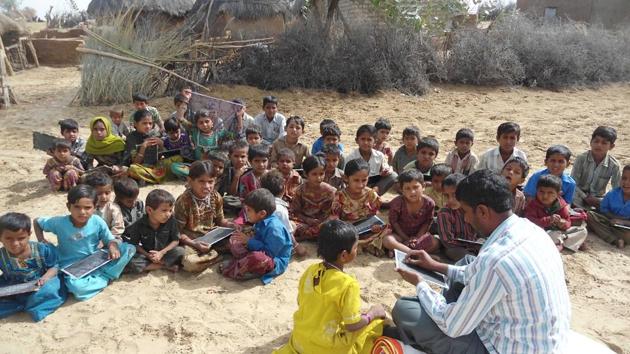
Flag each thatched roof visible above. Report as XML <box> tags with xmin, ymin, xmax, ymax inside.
<box><xmin>87</xmin><ymin>0</ymin><xmax>196</xmax><ymax>18</ymax></box>
<box><xmin>0</xmin><ymin>13</ymin><xmax>27</xmax><ymax>36</ymax></box>
<box><xmin>191</xmin><ymin>0</ymin><xmax>304</xmax><ymax>20</ymax></box>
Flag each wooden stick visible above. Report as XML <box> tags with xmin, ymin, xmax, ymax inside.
<box><xmin>0</xmin><ymin>36</ymin><xmax>14</xmax><ymax>76</ymax></box>
<box><xmin>0</xmin><ymin>50</ymin><xmax>11</xmax><ymax>108</ymax></box>
<box><xmin>26</xmin><ymin>39</ymin><xmax>39</xmax><ymax>67</ymax></box>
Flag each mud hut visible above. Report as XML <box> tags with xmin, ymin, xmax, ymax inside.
<box><xmin>0</xmin><ymin>13</ymin><xmax>28</xmax><ymax>46</ymax></box>
<box><xmin>87</xmin><ymin>0</ymin><xmax>196</xmax><ymax>24</ymax></box>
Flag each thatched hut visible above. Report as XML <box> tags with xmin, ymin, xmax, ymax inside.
<box><xmin>0</xmin><ymin>13</ymin><xmax>28</xmax><ymax>46</ymax></box>
<box><xmin>87</xmin><ymin>0</ymin><xmax>195</xmax><ymax>23</ymax></box>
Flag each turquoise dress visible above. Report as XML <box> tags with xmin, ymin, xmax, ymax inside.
<box><xmin>171</xmin><ymin>128</ymin><xmax>233</xmax><ymax>179</ymax></box>
<box><xmin>0</xmin><ymin>242</ymin><xmax>67</xmax><ymax>322</ymax></box>
<box><xmin>37</xmin><ymin>215</ymin><xmax>135</xmax><ymax>301</ymax></box>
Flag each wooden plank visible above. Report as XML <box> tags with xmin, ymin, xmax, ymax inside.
<box><xmin>26</xmin><ymin>39</ymin><xmax>39</xmax><ymax>67</ymax></box>
<box><xmin>0</xmin><ymin>36</ymin><xmax>14</xmax><ymax>76</ymax></box>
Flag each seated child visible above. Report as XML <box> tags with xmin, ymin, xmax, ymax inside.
<box><xmin>170</xmin><ymin>93</ymin><xmax>194</xmax><ymax>128</ymax></box>
<box><xmin>0</xmin><ymin>213</ymin><xmax>67</xmax><ymax>322</ymax></box>
<box><xmin>572</xmin><ymin>126</ymin><xmax>621</xmax><ymax>209</ymax></box>
<box><xmin>222</xmin><ymin>141</ymin><xmax>249</xmax><ymax>203</ymax></box>
<box><xmin>43</xmin><ymin>140</ymin><xmax>84</xmax><ymax>192</ymax></box>
<box><xmin>34</xmin><ymin>185</ymin><xmax>135</xmax><ymax>301</ymax></box>
<box><xmin>270</xmin><ymin>116</ymin><xmax>310</xmax><ymax>169</ymax></box>
<box><xmin>190</xmin><ymin>110</ymin><xmax>231</xmax><ymax>160</ymax></box>
<box><xmin>587</xmin><ymin>164</ymin><xmax>630</xmax><ymax>249</ymax></box>
<box><xmin>346</xmin><ymin>124</ymin><xmax>397</xmax><ymax>196</ymax></box>
<box><xmin>57</xmin><ymin>118</ymin><xmax>89</xmax><ymax>169</ymax></box>
<box><xmin>162</xmin><ymin>118</ymin><xmax>193</xmax><ymax>159</ymax></box>
<box><xmin>274</xmin><ymin>148</ymin><xmax>302</xmax><ymax>202</ymax></box>
<box><xmin>524</xmin><ymin>145</ymin><xmax>576</xmax><ymax>204</ymax></box>
<box><xmin>290</xmin><ymin>155</ymin><xmax>337</xmax><ymax>241</ymax></box>
<box><xmin>424</xmin><ymin>164</ymin><xmax>451</xmax><ymax>210</ymax></box>
<box><xmin>374</xmin><ymin>117</ymin><xmax>394</xmax><ymax>164</ymax></box>
<box><xmin>444</xmin><ymin>128</ymin><xmax>478</xmax><ymax>175</ymax></box>
<box><xmin>239</xmin><ymin>144</ymin><xmax>270</xmax><ymax>199</ymax></box>
<box><xmin>222</xmin><ymin>189</ymin><xmax>293</xmax><ymax>283</ymax></box>
<box><xmin>207</xmin><ymin>151</ymin><xmax>228</xmax><ymax>195</ymax></box>
<box><xmin>382</xmin><ymin>170</ymin><xmax>440</xmax><ymax>254</ymax></box>
<box><xmin>113</xmin><ymin>177</ymin><xmax>145</xmax><ymax>229</ymax></box>
<box><xmin>84</xmin><ymin>173</ymin><xmax>124</xmax><ymax>239</ymax></box>
<box><xmin>477</xmin><ymin>122</ymin><xmax>527</xmax><ymax>173</ymax></box>
<box><xmin>125</xmin><ymin>189</ymin><xmax>186</xmax><ymax>273</ymax></box>
<box><xmin>501</xmin><ymin>157</ymin><xmax>529</xmax><ymax>216</ymax></box>
<box><xmin>311</xmin><ymin>118</ymin><xmax>345</xmax><ymax>155</ymax></box>
<box><xmin>322</xmin><ymin>144</ymin><xmax>345</xmax><ymax>190</ymax></box>
<box><xmin>525</xmin><ymin>175</ymin><xmax>587</xmax><ymax>252</ymax></box>
<box><xmin>253</xmin><ymin>95</ymin><xmax>287</xmax><ymax>144</ymax></box>
<box><xmin>129</xmin><ymin>93</ymin><xmax>164</xmax><ymax>134</ymax></box>
<box><xmin>175</xmin><ymin>161</ymin><xmax>235</xmax><ymax>272</ymax></box>
<box><xmin>403</xmin><ymin>137</ymin><xmax>439</xmax><ymax>182</ymax></box>
<box><xmin>274</xmin><ymin>220</ymin><xmax>384</xmax><ymax>354</ymax></box>
<box><xmin>224</xmin><ymin>98</ymin><xmax>255</xmax><ymax>140</ymax></box>
<box><xmin>84</xmin><ymin>116</ymin><xmax>127</xmax><ymax>177</ymax></box>
<box><xmin>109</xmin><ymin>107</ymin><xmax>131</xmax><ymax>139</ymax></box>
<box><xmin>245</xmin><ymin>125</ymin><xmax>264</xmax><ymax>146</ymax></box>
<box><xmin>392</xmin><ymin>125</ymin><xmax>420</xmax><ymax>174</ymax></box>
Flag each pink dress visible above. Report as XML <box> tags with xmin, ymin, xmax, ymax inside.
<box><xmin>389</xmin><ymin>195</ymin><xmax>435</xmax><ymax>251</ymax></box>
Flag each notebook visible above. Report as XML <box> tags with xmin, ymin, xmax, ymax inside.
<box><xmin>352</xmin><ymin>215</ymin><xmax>385</xmax><ymax>239</ymax></box>
<box><xmin>61</xmin><ymin>249</ymin><xmax>111</xmax><ymax>279</ymax></box>
<box><xmin>394</xmin><ymin>249</ymin><xmax>448</xmax><ymax>289</ymax></box>
<box><xmin>194</xmin><ymin>227</ymin><xmax>235</xmax><ymax>246</ymax></box>
<box><xmin>0</xmin><ymin>280</ymin><xmax>40</xmax><ymax>298</ymax></box>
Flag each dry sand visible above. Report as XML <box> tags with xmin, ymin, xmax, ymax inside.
<box><xmin>1</xmin><ymin>66</ymin><xmax>629</xmax><ymax>354</ymax></box>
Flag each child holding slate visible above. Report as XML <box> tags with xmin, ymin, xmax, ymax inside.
<box><xmin>0</xmin><ymin>213</ymin><xmax>67</xmax><ymax>322</ymax></box>
<box><xmin>34</xmin><ymin>185</ymin><xmax>135</xmax><ymax>301</ymax></box>
<box><xmin>587</xmin><ymin>164</ymin><xmax>630</xmax><ymax>248</ymax></box>
<box><xmin>274</xmin><ymin>220</ymin><xmax>384</xmax><ymax>354</ymax></box>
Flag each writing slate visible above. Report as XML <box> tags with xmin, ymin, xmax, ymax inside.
<box><xmin>61</xmin><ymin>249</ymin><xmax>111</xmax><ymax>279</ymax></box>
<box><xmin>0</xmin><ymin>280</ymin><xmax>39</xmax><ymax>298</ymax></box>
<box><xmin>352</xmin><ymin>215</ymin><xmax>385</xmax><ymax>239</ymax></box>
<box><xmin>394</xmin><ymin>249</ymin><xmax>448</xmax><ymax>289</ymax></box>
<box><xmin>32</xmin><ymin>132</ymin><xmax>58</xmax><ymax>152</ymax></box>
<box><xmin>614</xmin><ymin>223</ymin><xmax>630</xmax><ymax>231</ymax></box>
<box><xmin>194</xmin><ymin>227</ymin><xmax>235</xmax><ymax>246</ymax></box>
<box><xmin>456</xmin><ymin>238</ymin><xmax>485</xmax><ymax>246</ymax></box>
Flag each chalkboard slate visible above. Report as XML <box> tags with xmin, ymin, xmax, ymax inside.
<box><xmin>394</xmin><ymin>249</ymin><xmax>448</xmax><ymax>289</ymax></box>
<box><xmin>61</xmin><ymin>249</ymin><xmax>111</xmax><ymax>279</ymax></box>
<box><xmin>352</xmin><ymin>215</ymin><xmax>385</xmax><ymax>239</ymax></box>
<box><xmin>0</xmin><ymin>280</ymin><xmax>39</xmax><ymax>298</ymax></box>
<box><xmin>194</xmin><ymin>227</ymin><xmax>235</xmax><ymax>246</ymax></box>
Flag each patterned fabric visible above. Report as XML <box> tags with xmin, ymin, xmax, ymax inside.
<box><xmin>436</xmin><ymin>207</ymin><xmax>477</xmax><ymax>248</ymax></box>
<box><xmin>270</xmin><ymin>137</ymin><xmax>311</xmax><ymax>168</ymax></box>
<box><xmin>416</xmin><ymin>215</ymin><xmax>571</xmax><ymax>354</ymax></box>
<box><xmin>43</xmin><ymin>156</ymin><xmax>83</xmax><ymax>191</ymax></box>
<box><xmin>290</xmin><ymin>182</ymin><xmax>336</xmax><ymax>240</ymax></box>
<box><xmin>477</xmin><ymin>147</ymin><xmax>528</xmax><ymax>174</ymax></box>
<box><xmin>571</xmin><ymin>150</ymin><xmax>621</xmax><ymax>197</ymax></box>
<box><xmin>162</xmin><ymin>131</ymin><xmax>193</xmax><ymax>160</ymax></box>
<box><xmin>254</xmin><ymin>112</ymin><xmax>287</xmax><ymax>144</ymax></box>
<box><xmin>374</xmin><ymin>141</ymin><xmax>394</xmax><ymax>164</ymax></box>
<box><xmin>389</xmin><ymin>195</ymin><xmax>434</xmax><ymax>238</ymax></box>
<box><xmin>524</xmin><ymin>169</ymin><xmax>576</xmax><ymax>204</ymax></box>
<box><xmin>128</xmin><ymin>155</ymin><xmax>181</xmax><ymax>184</ymax></box>
<box><xmin>331</xmin><ymin>188</ymin><xmax>381</xmax><ymax>222</ymax></box>
<box><xmin>238</xmin><ymin>169</ymin><xmax>262</xmax><ymax>199</ymax></box>
<box><xmin>70</xmin><ymin>137</ymin><xmax>86</xmax><ymax>158</ymax></box>
<box><xmin>424</xmin><ymin>186</ymin><xmax>445</xmax><ymax>210</ymax></box>
<box><xmin>174</xmin><ymin>189</ymin><xmax>225</xmax><ymax>239</ymax></box>
<box><xmin>281</xmin><ymin>169</ymin><xmax>303</xmax><ymax>202</ymax></box>
<box><xmin>222</xmin><ymin>236</ymin><xmax>275</xmax><ymax>280</ymax></box>
<box><xmin>525</xmin><ymin>197</ymin><xmax>572</xmax><ymax>231</ymax></box>
<box><xmin>324</xmin><ymin>168</ymin><xmax>345</xmax><ymax>190</ymax></box>
<box><xmin>444</xmin><ymin>149</ymin><xmax>479</xmax><ymax>175</ymax></box>
<box><xmin>601</xmin><ymin>187</ymin><xmax>630</xmax><ymax>218</ymax></box>
<box><xmin>391</xmin><ymin>146</ymin><xmax>416</xmax><ymax>174</ymax></box>
<box><xmin>191</xmin><ymin>128</ymin><xmax>231</xmax><ymax>160</ymax></box>
<box><xmin>95</xmin><ymin>200</ymin><xmax>125</xmax><ymax>238</ymax></box>
<box><xmin>117</xmin><ymin>200</ymin><xmax>144</xmax><ymax>228</ymax></box>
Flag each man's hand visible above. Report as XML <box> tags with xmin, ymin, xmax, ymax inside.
<box><xmin>397</xmin><ymin>267</ymin><xmax>423</xmax><ymax>286</ymax></box>
<box><xmin>405</xmin><ymin>250</ymin><xmax>435</xmax><ymax>270</ymax></box>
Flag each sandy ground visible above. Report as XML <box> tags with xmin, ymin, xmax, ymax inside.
<box><xmin>0</xmin><ymin>66</ymin><xmax>629</xmax><ymax>354</ymax></box>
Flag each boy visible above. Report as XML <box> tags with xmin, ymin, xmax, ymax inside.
<box><xmin>374</xmin><ymin>117</ymin><xmax>394</xmax><ymax>164</ymax></box>
<box><xmin>444</xmin><ymin>128</ymin><xmax>478</xmax><ymax>175</ymax></box>
<box><xmin>524</xmin><ymin>145</ymin><xmax>576</xmax><ymax>204</ymax></box>
<box><xmin>239</xmin><ymin>144</ymin><xmax>270</xmax><ymax>199</ymax></box>
<box><xmin>130</xmin><ymin>93</ymin><xmax>164</xmax><ymax>134</ymax></box>
<box><xmin>477</xmin><ymin>122</ymin><xmax>527</xmax><ymax>173</ymax></box>
<box><xmin>346</xmin><ymin>124</ymin><xmax>397</xmax><ymax>196</ymax></box>
<box><xmin>525</xmin><ymin>175</ymin><xmax>587</xmax><ymax>252</ymax></box>
<box><xmin>403</xmin><ymin>137</ymin><xmax>439</xmax><ymax>182</ymax></box>
<box><xmin>270</xmin><ymin>116</ymin><xmax>310</xmax><ymax>169</ymax></box>
<box><xmin>222</xmin><ymin>189</ymin><xmax>293</xmax><ymax>284</ymax></box>
<box><xmin>224</xmin><ymin>140</ymin><xmax>249</xmax><ymax>197</ymax></box>
<box><xmin>58</xmin><ymin>118</ymin><xmax>89</xmax><ymax>169</ymax></box>
<box><xmin>125</xmin><ymin>189</ymin><xmax>186</xmax><ymax>273</ymax></box>
<box><xmin>424</xmin><ymin>164</ymin><xmax>451</xmax><ymax>210</ymax></box>
<box><xmin>311</xmin><ymin>119</ymin><xmax>344</xmax><ymax>155</ymax></box>
<box><xmin>571</xmin><ymin>126</ymin><xmax>621</xmax><ymax>209</ymax></box>
<box><xmin>392</xmin><ymin>126</ymin><xmax>420</xmax><ymax>174</ymax></box>
<box><xmin>109</xmin><ymin>107</ymin><xmax>131</xmax><ymax>139</ymax></box>
<box><xmin>225</xmin><ymin>98</ymin><xmax>255</xmax><ymax>140</ymax></box>
<box><xmin>113</xmin><ymin>177</ymin><xmax>145</xmax><ymax>229</ymax></box>
<box><xmin>501</xmin><ymin>157</ymin><xmax>529</xmax><ymax>216</ymax></box>
<box><xmin>84</xmin><ymin>173</ymin><xmax>124</xmax><ymax>239</ymax></box>
<box><xmin>253</xmin><ymin>96</ymin><xmax>286</xmax><ymax>144</ymax></box>
<box><xmin>170</xmin><ymin>93</ymin><xmax>194</xmax><ymax>129</ymax></box>
<box><xmin>587</xmin><ymin>164</ymin><xmax>630</xmax><ymax>249</ymax></box>
<box><xmin>207</xmin><ymin>151</ymin><xmax>228</xmax><ymax>194</ymax></box>
<box><xmin>162</xmin><ymin>118</ymin><xmax>193</xmax><ymax>161</ymax></box>
<box><xmin>274</xmin><ymin>148</ymin><xmax>302</xmax><ymax>202</ymax></box>
<box><xmin>246</xmin><ymin>125</ymin><xmax>264</xmax><ymax>146</ymax></box>
<box><xmin>322</xmin><ymin>144</ymin><xmax>345</xmax><ymax>190</ymax></box>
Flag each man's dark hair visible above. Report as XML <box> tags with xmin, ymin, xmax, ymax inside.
<box><xmin>442</xmin><ymin>173</ymin><xmax>466</xmax><ymax>188</ymax></box>
<box><xmin>374</xmin><ymin>117</ymin><xmax>392</xmax><ymax>131</ymax></box>
<box><xmin>455</xmin><ymin>128</ymin><xmax>474</xmax><ymax>142</ymax></box>
<box><xmin>430</xmin><ymin>163</ymin><xmax>451</xmax><ymax>178</ymax></box>
<box><xmin>319</xmin><ymin>118</ymin><xmax>336</xmax><ymax>129</ymax></box>
<box><xmin>229</xmin><ymin>140</ymin><xmax>249</xmax><ymax>154</ymax></box>
<box><xmin>623</xmin><ymin>164</ymin><xmax>630</xmax><ymax>174</ymax></box>
<box><xmin>318</xmin><ymin>220</ymin><xmax>358</xmax><ymax>263</ymax></box>
<box><xmin>113</xmin><ymin>178</ymin><xmax>140</xmax><ymax>199</ymax></box>
<box><xmin>188</xmin><ymin>160</ymin><xmax>215</xmax><ymax>179</ymax></box>
<box><xmin>496</xmin><ymin>122</ymin><xmax>521</xmax><ymax>140</ymax></box>
<box><xmin>84</xmin><ymin>172</ymin><xmax>113</xmax><ymax>188</ymax></box>
<box><xmin>537</xmin><ymin>174</ymin><xmax>562</xmax><ymax>192</ymax></box>
<box><xmin>277</xmin><ymin>148</ymin><xmax>296</xmax><ymax>162</ymax></box>
<box><xmin>503</xmin><ymin>156</ymin><xmax>530</xmax><ymax>179</ymax></box>
<box><xmin>58</xmin><ymin>118</ymin><xmax>79</xmax><ymax>132</ymax></box>
<box><xmin>417</xmin><ymin>137</ymin><xmax>440</xmax><ymax>155</ymax></box>
<box><xmin>455</xmin><ymin>170</ymin><xmax>513</xmax><ymax>213</ymax></box>
<box><xmin>248</xmin><ymin>144</ymin><xmax>270</xmax><ymax>160</ymax></box>
<box><xmin>344</xmin><ymin>158</ymin><xmax>369</xmax><ymax>177</ymax></box>
<box><xmin>260</xmin><ymin>170</ymin><xmax>286</xmax><ymax>197</ymax></box>
<box><xmin>52</xmin><ymin>140</ymin><xmax>72</xmax><ymax>151</ymax></box>
<box><xmin>0</xmin><ymin>212</ymin><xmax>32</xmax><ymax>235</ymax></box>
<box><xmin>591</xmin><ymin>126</ymin><xmax>617</xmax><ymax>144</ymax></box>
<box><xmin>243</xmin><ymin>189</ymin><xmax>276</xmax><ymax>216</ymax></box>
<box><xmin>146</xmin><ymin>189</ymin><xmax>175</xmax><ymax>210</ymax></box>
<box><xmin>355</xmin><ymin>124</ymin><xmax>377</xmax><ymax>139</ymax></box>
<box><xmin>286</xmin><ymin>116</ymin><xmax>305</xmax><ymax>130</ymax></box>
<box><xmin>132</xmin><ymin>93</ymin><xmax>149</xmax><ymax>103</ymax></box>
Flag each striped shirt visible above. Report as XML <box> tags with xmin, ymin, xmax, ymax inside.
<box><xmin>571</xmin><ymin>151</ymin><xmax>621</xmax><ymax>197</ymax></box>
<box><xmin>417</xmin><ymin>215</ymin><xmax>571</xmax><ymax>353</ymax></box>
<box><xmin>436</xmin><ymin>207</ymin><xmax>476</xmax><ymax>247</ymax></box>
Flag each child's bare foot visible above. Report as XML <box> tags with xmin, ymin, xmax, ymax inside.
<box><xmin>294</xmin><ymin>244</ymin><xmax>308</xmax><ymax>258</ymax></box>
<box><xmin>166</xmin><ymin>265</ymin><xmax>180</xmax><ymax>273</ymax></box>
<box><xmin>578</xmin><ymin>242</ymin><xmax>589</xmax><ymax>251</ymax></box>
<box><xmin>616</xmin><ymin>239</ymin><xmax>625</xmax><ymax>249</ymax></box>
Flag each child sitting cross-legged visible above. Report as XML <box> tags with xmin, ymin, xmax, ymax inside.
<box><xmin>84</xmin><ymin>172</ymin><xmax>124</xmax><ymax>239</ymax></box>
<box><xmin>239</xmin><ymin>144</ymin><xmax>270</xmax><ymax>200</ymax></box>
<box><xmin>444</xmin><ymin>128</ymin><xmax>478</xmax><ymax>175</ymax></box>
<box><xmin>587</xmin><ymin>164</ymin><xmax>630</xmax><ymax>249</ymax></box>
<box><xmin>525</xmin><ymin>175</ymin><xmax>587</xmax><ymax>252</ymax></box>
<box><xmin>374</xmin><ymin>117</ymin><xmax>394</xmax><ymax>164</ymax></box>
<box><xmin>392</xmin><ymin>125</ymin><xmax>420</xmax><ymax>174</ymax></box>
<box><xmin>274</xmin><ymin>148</ymin><xmax>302</xmax><ymax>202</ymax></box>
<box><xmin>347</xmin><ymin>124</ymin><xmax>397</xmax><ymax>196</ymax></box>
<box><xmin>190</xmin><ymin>109</ymin><xmax>231</xmax><ymax>159</ymax></box>
<box><xmin>113</xmin><ymin>177</ymin><xmax>145</xmax><ymax>229</ymax></box>
<box><xmin>382</xmin><ymin>170</ymin><xmax>440</xmax><ymax>255</ymax></box>
<box><xmin>0</xmin><ymin>213</ymin><xmax>67</xmax><ymax>322</ymax></box>
<box><xmin>221</xmin><ymin>189</ymin><xmax>293</xmax><ymax>283</ymax></box>
<box><xmin>477</xmin><ymin>122</ymin><xmax>527</xmax><ymax>173</ymax></box>
<box><xmin>162</xmin><ymin>118</ymin><xmax>193</xmax><ymax>159</ymax></box>
<box><xmin>403</xmin><ymin>137</ymin><xmax>439</xmax><ymax>182</ymax></box>
<box><xmin>43</xmin><ymin>140</ymin><xmax>84</xmax><ymax>192</ymax></box>
<box><xmin>270</xmin><ymin>115</ymin><xmax>310</xmax><ymax>169</ymax></box>
<box><xmin>501</xmin><ymin>157</ymin><xmax>529</xmax><ymax>216</ymax></box>
<box><xmin>424</xmin><ymin>163</ymin><xmax>451</xmax><ymax>211</ymax></box>
<box><xmin>207</xmin><ymin>151</ymin><xmax>228</xmax><ymax>195</ymax></box>
<box><xmin>524</xmin><ymin>145</ymin><xmax>576</xmax><ymax>204</ymax></box>
<box><xmin>57</xmin><ymin>118</ymin><xmax>89</xmax><ymax>169</ymax></box>
<box><xmin>125</xmin><ymin>189</ymin><xmax>186</xmax><ymax>273</ymax></box>
<box><xmin>273</xmin><ymin>220</ymin><xmax>385</xmax><ymax>354</ymax></box>
<box><xmin>322</xmin><ymin>144</ymin><xmax>345</xmax><ymax>190</ymax></box>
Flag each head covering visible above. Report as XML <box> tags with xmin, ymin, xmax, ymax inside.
<box><xmin>85</xmin><ymin>116</ymin><xmax>126</xmax><ymax>156</ymax></box>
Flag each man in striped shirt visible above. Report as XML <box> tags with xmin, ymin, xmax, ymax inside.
<box><xmin>390</xmin><ymin>170</ymin><xmax>571</xmax><ymax>353</ymax></box>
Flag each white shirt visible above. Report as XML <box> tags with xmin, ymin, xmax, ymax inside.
<box><xmin>274</xmin><ymin>197</ymin><xmax>294</xmax><ymax>233</ymax></box>
<box><xmin>346</xmin><ymin>148</ymin><xmax>391</xmax><ymax>177</ymax></box>
<box><xmin>254</xmin><ymin>112</ymin><xmax>286</xmax><ymax>144</ymax></box>
<box><xmin>477</xmin><ymin>147</ymin><xmax>527</xmax><ymax>174</ymax></box>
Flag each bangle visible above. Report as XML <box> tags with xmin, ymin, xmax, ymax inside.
<box><xmin>363</xmin><ymin>313</ymin><xmax>372</xmax><ymax>323</ymax></box>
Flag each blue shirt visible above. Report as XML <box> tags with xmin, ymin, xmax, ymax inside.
<box><xmin>38</xmin><ymin>215</ymin><xmax>115</xmax><ymax>267</ymax></box>
<box><xmin>601</xmin><ymin>187</ymin><xmax>630</xmax><ymax>219</ymax></box>
<box><xmin>248</xmin><ymin>214</ymin><xmax>293</xmax><ymax>285</ymax></box>
<box><xmin>311</xmin><ymin>137</ymin><xmax>344</xmax><ymax>155</ymax></box>
<box><xmin>524</xmin><ymin>168</ymin><xmax>576</xmax><ymax>204</ymax></box>
<box><xmin>0</xmin><ymin>242</ymin><xmax>58</xmax><ymax>285</ymax></box>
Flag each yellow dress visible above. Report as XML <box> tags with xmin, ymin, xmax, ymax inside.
<box><xmin>274</xmin><ymin>263</ymin><xmax>383</xmax><ymax>354</ymax></box>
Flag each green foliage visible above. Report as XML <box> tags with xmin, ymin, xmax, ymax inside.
<box><xmin>0</xmin><ymin>0</ymin><xmax>23</xmax><ymax>13</ymax></box>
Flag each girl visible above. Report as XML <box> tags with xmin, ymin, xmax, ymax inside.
<box><xmin>274</xmin><ymin>220</ymin><xmax>384</xmax><ymax>354</ymax></box>
<box><xmin>382</xmin><ymin>170</ymin><xmax>440</xmax><ymax>255</ymax></box>
<box><xmin>290</xmin><ymin>155</ymin><xmax>336</xmax><ymax>241</ymax></box>
<box><xmin>0</xmin><ymin>213</ymin><xmax>67</xmax><ymax>322</ymax></box>
<box><xmin>43</xmin><ymin>140</ymin><xmax>84</xmax><ymax>192</ymax></box>
<box><xmin>175</xmin><ymin>161</ymin><xmax>235</xmax><ymax>272</ymax></box>
<box><xmin>34</xmin><ymin>185</ymin><xmax>135</xmax><ymax>301</ymax></box>
<box><xmin>275</xmin><ymin>148</ymin><xmax>302</xmax><ymax>202</ymax></box>
<box><xmin>191</xmin><ymin>110</ymin><xmax>232</xmax><ymax>160</ymax></box>
<box><xmin>84</xmin><ymin>116</ymin><xmax>127</xmax><ymax>178</ymax></box>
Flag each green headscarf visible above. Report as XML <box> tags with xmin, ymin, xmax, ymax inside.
<box><xmin>85</xmin><ymin>116</ymin><xmax>126</xmax><ymax>155</ymax></box>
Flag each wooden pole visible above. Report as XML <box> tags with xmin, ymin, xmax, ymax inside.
<box><xmin>25</xmin><ymin>39</ymin><xmax>39</xmax><ymax>67</ymax></box>
<box><xmin>0</xmin><ymin>49</ymin><xmax>11</xmax><ymax>108</ymax></box>
<box><xmin>0</xmin><ymin>36</ymin><xmax>14</xmax><ymax>76</ymax></box>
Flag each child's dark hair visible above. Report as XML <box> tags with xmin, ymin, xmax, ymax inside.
<box><xmin>317</xmin><ymin>220</ymin><xmax>358</xmax><ymax>263</ymax></box>
<box><xmin>375</xmin><ymin>117</ymin><xmax>392</xmax><ymax>131</ymax></box>
<box><xmin>194</xmin><ymin>109</ymin><xmax>212</xmax><ymax>125</ymax></box>
<box><xmin>623</xmin><ymin>164</ymin><xmax>630</xmax><ymax>174</ymax></box>
<box><xmin>286</xmin><ymin>116</ymin><xmax>305</xmax><ymax>130</ymax></box>
<box><xmin>262</xmin><ymin>95</ymin><xmax>278</xmax><ymax>107</ymax></box>
<box><xmin>133</xmin><ymin>109</ymin><xmax>152</xmax><ymax>123</ymax></box>
<box><xmin>248</xmin><ymin>144</ymin><xmax>270</xmax><ymax>160</ymax></box>
<box><xmin>164</xmin><ymin>117</ymin><xmax>180</xmax><ymax>133</ymax></box>
<box><xmin>545</xmin><ymin>144</ymin><xmax>572</xmax><ymax>162</ymax></box>
<box><xmin>58</xmin><ymin>119</ymin><xmax>79</xmax><ymax>132</ymax></box>
<box><xmin>442</xmin><ymin>173</ymin><xmax>466</xmax><ymax>188</ymax></box>
<box><xmin>344</xmin><ymin>158</ymin><xmax>369</xmax><ymax>177</ymax></box>
<box><xmin>456</xmin><ymin>170</ymin><xmax>513</xmax><ymax>213</ymax></box>
<box><xmin>243</xmin><ymin>189</ymin><xmax>276</xmax><ymax>216</ymax></box>
<box><xmin>260</xmin><ymin>170</ymin><xmax>285</xmax><ymax>197</ymax></box>
<box><xmin>229</xmin><ymin>140</ymin><xmax>249</xmax><ymax>154</ymax></box>
<box><xmin>303</xmin><ymin>155</ymin><xmax>326</xmax><ymax>175</ymax></box>
<box><xmin>114</xmin><ymin>178</ymin><xmax>140</xmax><ymax>199</ymax></box>
<box><xmin>322</xmin><ymin>143</ymin><xmax>341</xmax><ymax>157</ymax></box>
<box><xmin>173</xmin><ymin>93</ymin><xmax>188</xmax><ymax>105</ymax></box>
<box><xmin>232</xmin><ymin>98</ymin><xmax>245</xmax><ymax>106</ymax></box>
<box><xmin>208</xmin><ymin>151</ymin><xmax>228</xmax><ymax>164</ymax></box>
<box><xmin>322</xmin><ymin>125</ymin><xmax>341</xmax><ymax>138</ymax></box>
<box><xmin>591</xmin><ymin>126</ymin><xmax>617</xmax><ymax>144</ymax></box>
<box><xmin>245</xmin><ymin>125</ymin><xmax>262</xmax><ymax>138</ymax></box>
<box><xmin>132</xmin><ymin>93</ymin><xmax>149</xmax><ymax>103</ymax></box>
<box><xmin>402</xmin><ymin>126</ymin><xmax>421</xmax><ymax>141</ymax></box>
<box><xmin>355</xmin><ymin>124</ymin><xmax>377</xmax><ymax>139</ymax></box>
<box><xmin>277</xmin><ymin>148</ymin><xmax>296</xmax><ymax>162</ymax></box>
<box><xmin>430</xmin><ymin>163</ymin><xmax>451</xmax><ymax>178</ymax></box>
<box><xmin>503</xmin><ymin>156</ymin><xmax>530</xmax><ymax>179</ymax></box>
<box><xmin>455</xmin><ymin>128</ymin><xmax>474</xmax><ymax>142</ymax></box>
<box><xmin>417</xmin><ymin>137</ymin><xmax>440</xmax><ymax>155</ymax></box>
<box><xmin>398</xmin><ymin>170</ymin><xmax>424</xmax><ymax>187</ymax></box>
<box><xmin>320</xmin><ymin>118</ymin><xmax>336</xmax><ymax>130</ymax></box>
<box><xmin>0</xmin><ymin>212</ymin><xmax>31</xmax><ymax>235</ymax></box>
<box><xmin>146</xmin><ymin>189</ymin><xmax>175</xmax><ymax>210</ymax></box>
<box><xmin>84</xmin><ymin>172</ymin><xmax>113</xmax><ymax>188</ymax></box>
<box><xmin>537</xmin><ymin>174</ymin><xmax>562</xmax><ymax>192</ymax></box>
<box><xmin>53</xmin><ymin>140</ymin><xmax>72</xmax><ymax>151</ymax></box>
<box><xmin>67</xmin><ymin>184</ymin><xmax>97</xmax><ymax>205</ymax></box>
<box><xmin>188</xmin><ymin>160</ymin><xmax>215</xmax><ymax>179</ymax></box>
<box><xmin>496</xmin><ymin>122</ymin><xmax>521</xmax><ymax>140</ymax></box>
